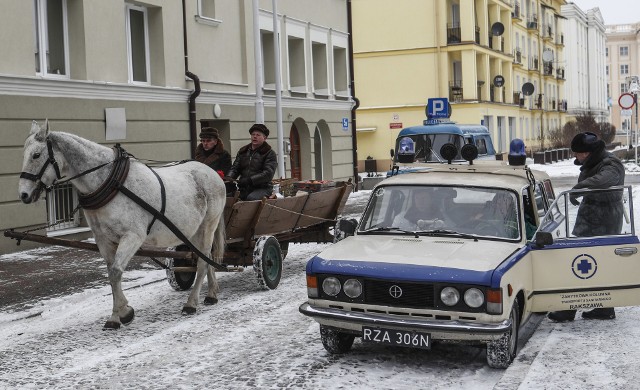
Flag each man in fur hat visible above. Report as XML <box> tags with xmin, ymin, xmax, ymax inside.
<box><xmin>548</xmin><ymin>131</ymin><xmax>625</xmax><ymax>322</ymax></box>
<box><xmin>225</xmin><ymin>123</ymin><xmax>277</xmax><ymax>201</ymax></box>
<box><xmin>195</xmin><ymin>127</ymin><xmax>232</xmax><ymax>176</ymax></box>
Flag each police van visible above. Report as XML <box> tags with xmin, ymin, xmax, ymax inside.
<box><xmin>388</xmin><ymin>119</ymin><xmax>496</xmax><ymax>175</ymax></box>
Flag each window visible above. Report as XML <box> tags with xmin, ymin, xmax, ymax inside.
<box><xmin>34</xmin><ymin>0</ymin><xmax>69</xmax><ymax>78</ymax></box>
<box><xmin>605</xmin><ymin>47</ymin><xmax>608</xmax><ymax>57</ymax></box>
<box><xmin>125</xmin><ymin>4</ymin><xmax>150</xmax><ymax>84</ymax></box>
<box><xmin>621</xmin><ymin>83</ymin><xmax>629</xmax><ymax>93</ymax></box>
<box><xmin>620</xmin><ymin>46</ymin><xmax>629</xmax><ymax>56</ymax></box>
<box><xmin>46</xmin><ymin>183</ymin><xmax>82</xmax><ymax>233</ymax></box>
<box><xmin>196</xmin><ymin>0</ymin><xmax>221</xmax><ymax>26</ymax></box>
<box><xmin>621</xmin><ymin>64</ymin><xmax>629</xmax><ymax>75</ymax></box>
<box><xmin>261</xmin><ymin>30</ymin><xmax>276</xmax><ymax>89</ymax></box>
<box><xmin>287</xmin><ymin>35</ymin><xmax>306</xmax><ymax>93</ymax></box>
<box><xmin>606</xmin><ymin>65</ymin><xmax>609</xmax><ymax>76</ymax></box>
<box><xmin>312</xmin><ymin>42</ymin><xmax>328</xmax><ymax>95</ymax></box>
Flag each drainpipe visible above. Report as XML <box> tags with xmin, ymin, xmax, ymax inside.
<box><xmin>182</xmin><ymin>0</ymin><xmax>201</xmax><ymax>159</ymax></box>
<box><xmin>347</xmin><ymin>0</ymin><xmax>359</xmax><ymax>191</ymax></box>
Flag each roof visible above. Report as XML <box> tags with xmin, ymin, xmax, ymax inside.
<box><xmin>378</xmin><ymin>162</ymin><xmax>549</xmax><ymax>191</ymax></box>
<box><xmin>398</xmin><ymin>122</ymin><xmax>490</xmax><ymax>137</ymax></box>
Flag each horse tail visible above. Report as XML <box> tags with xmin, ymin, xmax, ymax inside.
<box><xmin>212</xmin><ymin>213</ymin><xmax>226</xmax><ymax>264</ymax></box>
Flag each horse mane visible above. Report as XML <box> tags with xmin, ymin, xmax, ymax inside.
<box><xmin>49</xmin><ymin>131</ymin><xmax>113</xmax><ymax>154</ymax></box>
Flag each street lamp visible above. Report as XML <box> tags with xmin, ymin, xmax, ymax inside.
<box><xmin>628</xmin><ymin>76</ymin><xmax>640</xmax><ymax>164</ymax></box>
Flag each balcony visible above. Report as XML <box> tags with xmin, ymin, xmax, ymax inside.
<box><xmin>513</xmin><ymin>91</ymin><xmax>525</xmax><ymax>107</ymax></box>
<box><xmin>512</xmin><ymin>2</ymin><xmax>522</xmax><ymax>20</ymax></box>
<box><xmin>543</xmin><ymin>61</ymin><xmax>554</xmax><ymax>76</ymax></box>
<box><xmin>513</xmin><ymin>48</ymin><xmax>522</xmax><ymax>65</ymax></box>
<box><xmin>529</xmin><ymin>56</ymin><xmax>539</xmax><ymax>71</ymax></box>
<box><xmin>556</xmin><ymin>67</ymin><xmax>565</xmax><ymax>80</ymax></box>
<box><xmin>447</xmin><ymin>23</ymin><xmax>461</xmax><ymax>44</ymax></box>
<box><xmin>558</xmin><ymin>99</ymin><xmax>567</xmax><ymax>112</ymax></box>
<box><xmin>527</xmin><ymin>15</ymin><xmax>538</xmax><ymax>30</ymax></box>
<box><xmin>543</xmin><ymin>25</ymin><xmax>554</xmax><ymax>41</ymax></box>
<box><xmin>449</xmin><ymin>80</ymin><xmax>463</xmax><ymax>102</ymax></box>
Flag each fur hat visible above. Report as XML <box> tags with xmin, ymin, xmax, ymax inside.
<box><xmin>571</xmin><ymin>132</ymin><xmax>605</xmax><ymax>153</ymax></box>
<box><xmin>249</xmin><ymin>123</ymin><xmax>270</xmax><ymax>137</ymax></box>
<box><xmin>199</xmin><ymin>127</ymin><xmax>219</xmax><ymax>139</ymax></box>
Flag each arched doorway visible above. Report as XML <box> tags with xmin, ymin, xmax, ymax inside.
<box><xmin>289</xmin><ymin>124</ymin><xmax>301</xmax><ymax>180</ymax></box>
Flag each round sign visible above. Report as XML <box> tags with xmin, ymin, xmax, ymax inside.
<box><xmin>493</xmin><ymin>75</ymin><xmax>505</xmax><ymax>88</ymax></box>
<box><xmin>619</xmin><ymin>93</ymin><xmax>635</xmax><ymax>110</ymax></box>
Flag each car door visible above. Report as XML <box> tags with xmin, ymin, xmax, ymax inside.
<box><xmin>529</xmin><ymin>186</ymin><xmax>640</xmax><ymax>312</ymax></box>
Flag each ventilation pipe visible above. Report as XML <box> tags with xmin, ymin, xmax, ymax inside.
<box><xmin>182</xmin><ymin>0</ymin><xmax>201</xmax><ymax>159</ymax></box>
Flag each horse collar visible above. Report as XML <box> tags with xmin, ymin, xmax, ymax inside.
<box><xmin>78</xmin><ymin>145</ymin><xmax>131</xmax><ymax>210</ymax></box>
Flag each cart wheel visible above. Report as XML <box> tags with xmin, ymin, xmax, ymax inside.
<box><xmin>253</xmin><ymin>236</ymin><xmax>283</xmax><ymax>290</ymax></box>
<box><xmin>166</xmin><ymin>245</ymin><xmax>196</xmax><ymax>291</ymax></box>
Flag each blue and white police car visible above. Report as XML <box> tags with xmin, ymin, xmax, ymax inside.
<box><xmin>300</xmin><ymin>145</ymin><xmax>639</xmax><ymax>368</ymax></box>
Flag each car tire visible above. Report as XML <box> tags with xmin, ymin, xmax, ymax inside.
<box><xmin>486</xmin><ymin>297</ymin><xmax>520</xmax><ymax>368</ymax></box>
<box><xmin>320</xmin><ymin>325</ymin><xmax>355</xmax><ymax>354</ymax></box>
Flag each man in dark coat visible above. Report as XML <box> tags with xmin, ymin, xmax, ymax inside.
<box><xmin>225</xmin><ymin>123</ymin><xmax>278</xmax><ymax>201</ymax></box>
<box><xmin>195</xmin><ymin>127</ymin><xmax>232</xmax><ymax>176</ymax></box>
<box><xmin>548</xmin><ymin>132</ymin><xmax>625</xmax><ymax>323</ymax></box>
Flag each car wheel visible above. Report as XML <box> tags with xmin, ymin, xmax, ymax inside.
<box><xmin>320</xmin><ymin>325</ymin><xmax>355</xmax><ymax>354</ymax></box>
<box><xmin>166</xmin><ymin>245</ymin><xmax>196</xmax><ymax>291</ymax></box>
<box><xmin>486</xmin><ymin>297</ymin><xmax>520</xmax><ymax>368</ymax></box>
<box><xmin>253</xmin><ymin>236</ymin><xmax>283</xmax><ymax>290</ymax></box>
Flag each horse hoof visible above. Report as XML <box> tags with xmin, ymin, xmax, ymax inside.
<box><xmin>204</xmin><ymin>297</ymin><xmax>218</xmax><ymax>305</ymax></box>
<box><xmin>182</xmin><ymin>306</ymin><xmax>197</xmax><ymax>315</ymax></box>
<box><xmin>103</xmin><ymin>321</ymin><xmax>121</xmax><ymax>330</ymax></box>
<box><xmin>120</xmin><ymin>306</ymin><xmax>135</xmax><ymax>325</ymax></box>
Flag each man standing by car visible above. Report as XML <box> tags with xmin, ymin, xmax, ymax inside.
<box><xmin>225</xmin><ymin>123</ymin><xmax>278</xmax><ymax>201</ymax></box>
<box><xmin>548</xmin><ymin>131</ymin><xmax>625</xmax><ymax>322</ymax></box>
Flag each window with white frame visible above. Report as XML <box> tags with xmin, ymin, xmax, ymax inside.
<box><xmin>196</xmin><ymin>0</ymin><xmax>221</xmax><ymax>26</ymax></box>
<box><xmin>287</xmin><ymin>35</ymin><xmax>306</xmax><ymax>92</ymax></box>
<box><xmin>620</xmin><ymin>46</ymin><xmax>629</xmax><ymax>56</ymax></box>
<box><xmin>606</xmin><ymin>65</ymin><xmax>609</xmax><ymax>76</ymax></box>
<box><xmin>34</xmin><ymin>0</ymin><xmax>70</xmax><ymax>78</ymax></box>
<box><xmin>621</xmin><ymin>64</ymin><xmax>629</xmax><ymax>75</ymax></box>
<box><xmin>621</xmin><ymin>83</ymin><xmax>629</xmax><ymax>93</ymax></box>
<box><xmin>125</xmin><ymin>4</ymin><xmax>150</xmax><ymax>84</ymax></box>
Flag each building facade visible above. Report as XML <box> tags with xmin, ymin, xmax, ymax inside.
<box><xmin>352</xmin><ymin>0</ymin><xmax>568</xmax><ymax>171</ymax></box>
<box><xmin>0</xmin><ymin>0</ymin><xmax>353</xmax><ymax>254</ymax></box>
<box><xmin>560</xmin><ymin>4</ymin><xmax>607</xmax><ymax>121</ymax></box>
<box><xmin>606</xmin><ymin>22</ymin><xmax>640</xmax><ymax>138</ymax></box>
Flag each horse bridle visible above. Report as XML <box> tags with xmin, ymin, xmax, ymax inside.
<box><xmin>19</xmin><ymin>138</ymin><xmax>63</xmax><ymax>190</ymax></box>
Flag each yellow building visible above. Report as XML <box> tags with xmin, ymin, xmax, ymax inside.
<box><xmin>352</xmin><ymin>0</ymin><xmax>568</xmax><ymax>171</ymax></box>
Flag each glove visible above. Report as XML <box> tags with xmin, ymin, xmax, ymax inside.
<box><xmin>222</xmin><ymin>176</ymin><xmax>234</xmax><ymax>182</ymax></box>
<box><xmin>569</xmin><ymin>195</ymin><xmax>580</xmax><ymax>206</ymax></box>
<box><xmin>238</xmin><ymin>177</ymin><xmax>252</xmax><ymax>187</ymax></box>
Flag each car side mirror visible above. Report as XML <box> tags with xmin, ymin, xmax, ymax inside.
<box><xmin>534</xmin><ymin>231</ymin><xmax>553</xmax><ymax>248</ymax></box>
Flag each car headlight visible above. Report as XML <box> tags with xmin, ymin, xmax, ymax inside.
<box><xmin>322</xmin><ymin>277</ymin><xmax>341</xmax><ymax>296</ymax></box>
<box><xmin>440</xmin><ymin>287</ymin><xmax>460</xmax><ymax>306</ymax></box>
<box><xmin>464</xmin><ymin>288</ymin><xmax>484</xmax><ymax>308</ymax></box>
<box><xmin>343</xmin><ymin>279</ymin><xmax>362</xmax><ymax>298</ymax></box>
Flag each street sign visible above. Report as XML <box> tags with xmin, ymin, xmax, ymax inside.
<box><xmin>621</xmin><ymin>109</ymin><xmax>633</xmax><ymax>117</ymax></box>
<box><xmin>493</xmin><ymin>75</ymin><xmax>505</xmax><ymax>88</ymax></box>
<box><xmin>619</xmin><ymin>93</ymin><xmax>635</xmax><ymax>110</ymax></box>
<box><xmin>426</xmin><ymin>98</ymin><xmax>450</xmax><ymax>119</ymax></box>
<box><xmin>342</xmin><ymin>118</ymin><xmax>349</xmax><ymax>130</ymax></box>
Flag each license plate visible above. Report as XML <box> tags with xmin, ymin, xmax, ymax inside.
<box><xmin>362</xmin><ymin>326</ymin><xmax>431</xmax><ymax>349</ymax></box>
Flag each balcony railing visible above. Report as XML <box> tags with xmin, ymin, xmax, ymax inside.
<box><xmin>513</xmin><ymin>91</ymin><xmax>525</xmax><ymax>107</ymax></box>
<box><xmin>447</xmin><ymin>23</ymin><xmax>461</xmax><ymax>44</ymax></box>
<box><xmin>449</xmin><ymin>80</ymin><xmax>463</xmax><ymax>102</ymax></box>
<box><xmin>543</xmin><ymin>61</ymin><xmax>554</xmax><ymax>76</ymax></box>
<box><xmin>513</xmin><ymin>49</ymin><xmax>522</xmax><ymax>64</ymax></box>
<box><xmin>543</xmin><ymin>25</ymin><xmax>553</xmax><ymax>40</ymax></box>
<box><xmin>529</xmin><ymin>56</ymin><xmax>539</xmax><ymax>70</ymax></box>
<box><xmin>527</xmin><ymin>15</ymin><xmax>538</xmax><ymax>30</ymax></box>
<box><xmin>512</xmin><ymin>2</ymin><xmax>521</xmax><ymax>19</ymax></box>
<box><xmin>558</xmin><ymin>99</ymin><xmax>567</xmax><ymax>112</ymax></box>
<box><xmin>557</xmin><ymin>67</ymin><xmax>565</xmax><ymax>80</ymax></box>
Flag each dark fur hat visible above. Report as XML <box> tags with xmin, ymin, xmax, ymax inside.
<box><xmin>199</xmin><ymin>127</ymin><xmax>219</xmax><ymax>139</ymax></box>
<box><xmin>571</xmin><ymin>132</ymin><xmax>605</xmax><ymax>153</ymax></box>
<box><xmin>249</xmin><ymin>123</ymin><xmax>269</xmax><ymax>137</ymax></box>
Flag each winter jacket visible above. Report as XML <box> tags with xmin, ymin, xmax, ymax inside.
<box><xmin>572</xmin><ymin>148</ymin><xmax>625</xmax><ymax>237</ymax></box>
<box><xmin>227</xmin><ymin>141</ymin><xmax>277</xmax><ymax>193</ymax></box>
<box><xmin>195</xmin><ymin>141</ymin><xmax>232</xmax><ymax>175</ymax></box>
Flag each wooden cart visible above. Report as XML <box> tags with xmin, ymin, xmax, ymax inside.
<box><xmin>4</xmin><ymin>181</ymin><xmax>353</xmax><ymax>291</ymax></box>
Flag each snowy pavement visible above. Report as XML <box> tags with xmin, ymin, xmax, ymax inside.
<box><xmin>2</xmin><ymin>161</ymin><xmax>640</xmax><ymax>389</ymax></box>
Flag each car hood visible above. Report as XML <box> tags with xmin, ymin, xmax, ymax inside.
<box><xmin>309</xmin><ymin>235</ymin><xmax>522</xmax><ymax>284</ymax></box>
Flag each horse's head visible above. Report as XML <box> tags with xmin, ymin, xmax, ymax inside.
<box><xmin>19</xmin><ymin>120</ymin><xmax>62</xmax><ymax>204</ymax></box>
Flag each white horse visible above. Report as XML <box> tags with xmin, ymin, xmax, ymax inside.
<box><xmin>18</xmin><ymin>121</ymin><xmax>226</xmax><ymax>329</ymax></box>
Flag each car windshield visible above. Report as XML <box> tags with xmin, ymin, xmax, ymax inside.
<box><xmin>359</xmin><ymin>185</ymin><xmax>521</xmax><ymax>240</ymax></box>
<box><xmin>395</xmin><ymin>134</ymin><xmax>465</xmax><ymax>163</ymax></box>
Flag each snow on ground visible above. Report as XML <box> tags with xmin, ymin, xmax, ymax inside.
<box><xmin>2</xmin><ymin>161</ymin><xmax>640</xmax><ymax>389</ymax></box>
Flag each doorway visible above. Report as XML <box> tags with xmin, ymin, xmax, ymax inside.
<box><xmin>290</xmin><ymin>124</ymin><xmax>301</xmax><ymax>180</ymax></box>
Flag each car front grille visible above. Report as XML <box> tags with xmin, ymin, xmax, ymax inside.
<box><xmin>364</xmin><ymin>279</ymin><xmax>435</xmax><ymax>309</ymax></box>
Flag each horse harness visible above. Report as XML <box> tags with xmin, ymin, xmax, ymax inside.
<box><xmin>21</xmin><ymin>139</ymin><xmax>226</xmax><ymax>271</ymax></box>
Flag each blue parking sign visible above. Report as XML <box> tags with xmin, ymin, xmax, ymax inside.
<box><xmin>342</xmin><ymin>118</ymin><xmax>349</xmax><ymax>130</ymax></box>
<box><xmin>426</xmin><ymin>98</ymin><xmax>449</xmax><ymax>119</ymax></box>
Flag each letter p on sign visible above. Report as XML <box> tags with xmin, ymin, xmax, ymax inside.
<box><xmin>427</xmin><ymin>98</ymin><xmax>450</xmax><ymax>119</ymax></box>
